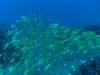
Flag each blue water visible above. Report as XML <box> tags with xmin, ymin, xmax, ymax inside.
<box><xmin>0</xmin><ymin>0</ymin><xmax>100</xmax><ymax>26</ymax></box>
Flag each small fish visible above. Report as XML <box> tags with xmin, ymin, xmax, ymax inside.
<box><xmin>15</xmin><ymin>20</ymin><xmax>20</xmax><ymax>23</ymax></box>
<box><xmin>87</xmin><ymin>40</ymin><xmax>94</xmax><ymax>44</ymax></box>
<box><xmin>82</xmin><ymin>50</ymin><xmax>88</xmax><ymax>54</ymax></box>
<box><xmin>87</xmin><ymin>31</ymin><xmax>95</xmax><ymax>35</ymax></box>
<box><xmin>8</xmin><ymin>66</ymin><xmax>15</xmax><ymax>73</ymax></box>
<box><xmin>7</xmin><ymin>30</ymin><xmax>14</xmax><ymax>36</ymax></box>
<box><xmin>71</xmin><ymin>29</ymin><xmax>81</xmax><ymax>35</ymax></box>
<box><xmin>94</xmin><ymin>35</ymin><xmax>100</xmax><ymax>38</ymax></box>
<box><xmin>10</xmin><ymin>39</ymin><xmax>20</xmax><ymax>44</ymax></box>
<box><xmin>0</xmin><ymin>69</ymin><xmax>6</xmax><ymax>75</ymax></box>
<box><xmin>0</xmin><ymin>54</ymin><xmax>2</xmax><ymax>57</ymax></box>
<box><xmin>45</xmin><ymin>63</ymin><xmax>51</xmax><ymax>71</ymax></box>
<box><xmin>90</xmin><ymin>46</ymin><xmax>98</xmax><ymax>50</ymax></box>
<box><xmin>64</xmin><ymin>49</ymin><xmax>70</xmax><ymax>55</ymax></box>
<box><xmin>0</xmin><ymin>64</ymin><xmax>3</xmax><ymax>68</ymax></box>
<box><xmin>19</xmin><ymin>66</ymin><xmax>24</xmax><ymax>72</ymax></box>
<box><xmin>11</xmin><ymin>24</ymin><xmax>17</xmax><ymax>29</ymax></box>
<box><xmin>24</xmin><ymin>63</ymin><xmax>29</xmax><ymax>69</ymax></box>
<box><xmin>78</xmin><ymin>44</ymin><xmax>86</xmax><ymax>50</ymax></box>
<box><xmin>3</xmin><ymin>43</ymin><xmax>10</xmax><ymax>50</ymax></box>
<box><xmin>37</xmin><ymin>58</ymin><xmax>45</xmax><ymax>65</ymax></box>
<box><xmin>24</xmin><ymin>68</ymin><xmax>32</xmax><ymax>75</ymax></box>
<box><xmin>95</xmin><ymin>38</ymin><xmax>100</xmax><ymax>42</ymax></box>
<box><xmin>9</xmin><ymin>58</ymin><xmax>16</xmax><ymax>63</ymax></box>
<box><xmin>12</xmin><ymin>31</ymin><xmax>21</xmax><ymax>39</ymax></box>
<box><xmin>47</xmin><ymin>52</ymin><xmax>53</xmax><ymax>57</ymax></box>
<box><xmin>68</xmin><ymin>42</ymin><xmax>75</xmax><ymax>46</ymax></box>
<box><xmin>63</xmin><ymin>27</ymin><xmax>71</xmax><ymax>33</ymax></box>
<box><xmin>96</xmin><ymin>44</ymin><xmax>100</xmax><ymax>49</ymax></box>
<box><xmin>48</xmin><ymin>44</ymin><xmax>56</xmax><ymax>50</ymax></box>
<box><xmin>76</xmin><ymin>40</ymin><xmax>85</xmax><ymax>45</ymax></box>
<box><xmin>70</xmin><ymin>51</ymin><xmax>75</xmax><ymax>55</ymax></box>
<box><xmin>49</xmin><ymin>23</ymin><xmax>59</xmax><ymax>28</ymax></box>
<box><xmin>13</xmin><ymin>39</ymin><xmax>21</xmax><ymax>47</ymax></box>
<box><xmin>81</xmin><ymin>31</ymin><xmax>88</xmax><ymax>38</ymax></box>
<box><xmin>24</xmin><ymin>58</ymin><xmax>31</xmax><ymax>65</ymax></box>
<box><xmin>72</xmin><ymin>35</ymin><xmax>81</xmax><ymax>41</ymax></box>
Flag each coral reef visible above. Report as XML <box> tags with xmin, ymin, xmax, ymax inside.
<box><xmin>0</xmin><ymin>14</ymin><xmax>100</xmax><ymax>75</ymax></box>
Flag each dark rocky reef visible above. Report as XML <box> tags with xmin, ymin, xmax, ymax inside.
<box><xmin>83</xmin><ymin>24</ymin><xmax>100</xmax><ymax>34</ymax></box>
<box><xmin>0</xmin><ymin>23</ymin><xmax>22</xmax><ymax>68</ymax></box>
<box><xmin>70</xmin><ymin>56</ymin><xmax>100</xmax><ymax>75</ymax></box>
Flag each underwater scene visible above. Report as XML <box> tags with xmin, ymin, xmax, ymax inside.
<box><xmin>0</xmin><ymin>0</ymin><xmax>100</xmax><ymax>75</ymax></box>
